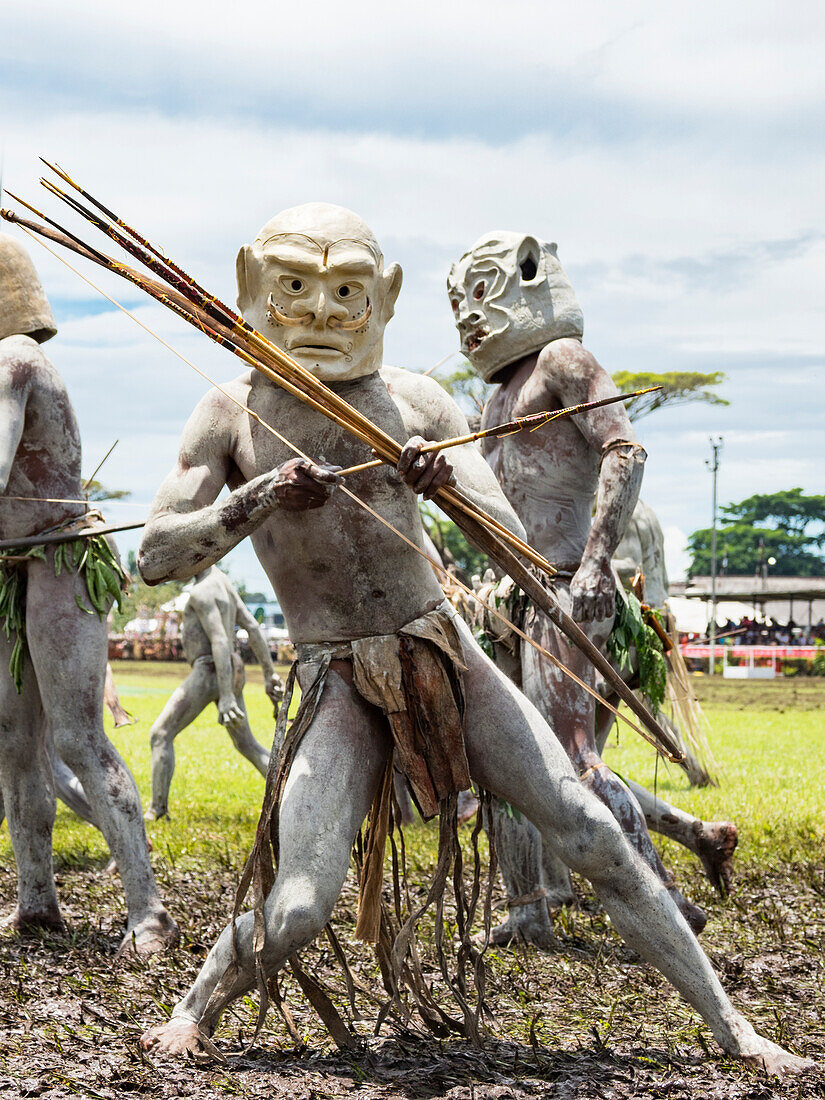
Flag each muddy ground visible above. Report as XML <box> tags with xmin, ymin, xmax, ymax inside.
<box><xmin>1</xmin><ymin>678</ymin><xmax>823</xmax><ymax>1098</ymax></box>
<box><xmin>1</xmin><ymin>851</ymin><xmax>822</xmax><ymax>1098</ymax></box>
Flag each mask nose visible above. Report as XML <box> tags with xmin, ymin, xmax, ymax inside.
<box><xmin>306</xmin><ymin>287</ymin><xmax>348</xmax><ymax>327</ymax></box>
<box><xmin>457</xmin><ymin>306</ymin><xmax>484</xmax><ymax>330</ymax></box>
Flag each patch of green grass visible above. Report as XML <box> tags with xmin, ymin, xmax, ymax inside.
<box><xmin>601</xmin><ymin>682</ymin><xmax>825</xmax><ymax>868</ymax></box>
<box><xmin>33</xmin><ymin>664</ymin><xmax>823</xmax><ymax>878</ymax></box>
<box><xmin>43</xmin><ymin>661</ymin><xmax>292</xmax><ymax>870</ymax></box>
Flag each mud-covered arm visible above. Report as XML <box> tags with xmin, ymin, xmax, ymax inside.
<box><xmin>386</xmin><ymin>368</ymin><xmax>527</xmax><ymax>543</ymax></box>
<box><xmin>191</xmin><ymin>595</ymin><xmax>242</xmax><ymax>728</ymax></box>
<box><xmin>538</xmin><ymin>342</ymin><xmax>645</xmax><ymax>620</ymax></box>
<box><xmin>139</xmin><ymin>389</ymin><xmax>338</xmax><ymax>584</ymax></box>
<box><xmin>233</xmin><ymin>595</ymin><xmax>280</xmax><ymax>702</ymax></box>
<box><xmin>0</xmin><ymin>354</ymin><xmax>30</xmax><ymax>492</ymax></box>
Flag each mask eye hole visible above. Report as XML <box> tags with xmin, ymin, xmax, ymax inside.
<box><xmin>335</xmin><ymin>282</ymin><xmax>362</xmax><ymax>301</ymax></box>
<box><xmin>519</xmin><ymin>254</ymin><xmax>538</xmax><ymax>281</ymax></box>
<box><xmin>337</xmin><ymin>285</ymin><xmax>351</xmax><ymax>299</ymax></box>
<box><xmin>472</xmin><ymin>281</ymin><xmax>486</xmax><ymax>301</ymax></box>
<box><xmin>280</xmin><ymin>275</ymin><xmax>306</xmax><ymax>295</ymax></box>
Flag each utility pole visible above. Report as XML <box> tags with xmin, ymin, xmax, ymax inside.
<box><xmin>706</xmin><ymin>437</ymin><xmax>723</xmax><ymax>675</ymax></box>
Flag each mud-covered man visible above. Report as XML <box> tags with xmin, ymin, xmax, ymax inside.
<box><xmin>448</xmin><ymin>232</ymin><xmax>705</xmax><ymax>941</ymax></box>
<box><xmin>137</xmin><ymin>204</ymin><xmax>808</xmax><ymax>1076</ymax></box>
<box><xmin>0</xmin><ymin>233</ymin><xmax>177</xmax><ymax>953</ymax></box>
<box><xmin>147</xmin><ymin>564</ymin><xmax>283</xmax><ymax>819</ymax></box>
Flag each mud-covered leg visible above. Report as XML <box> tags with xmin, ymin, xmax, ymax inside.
<box><xmin>0</xmin><ymin>631</ymin><xmax>62</xmax><ymax>931</ymax></box>
<box><xmin>459</xmin><ymin>618</ymin><xmax>812</xmax><ymax>1077</ymax></box>
<box><xmin>624</xmin><ymin>780</ymin><xmax>738</xmax><ymax>897</ymax></box>
<box><xmin>26</xmin><ymin>560</ymin><xmax>177</xmax><ymax>954</ymax></box>
<box><xmin>522</xmin><ymin>599</ymin><xmax>706</xmax><ymax>934</ymax></box>
<box><xmin>140</xmin><ymin>663</ymin><xmax>390</xmax><ymax>1055</ymax></box>
<box><xmin>147</xmin><ymin>665</ymin><xmax>214</xmax><ymax>819</ymax></box>
<box><xmin>49</xmin><ymin>737</ymin><xmax>98</xmax><ymax>828</ymax></box>
<box><xmin>224</xmin><ymin>692</ymin><xmax>271</xmax><ymax>778</ymax></box>
<box><xmin>486</xmin><ymin>799</ymin><xmax>569</xmax><ymax>947</ymax></box>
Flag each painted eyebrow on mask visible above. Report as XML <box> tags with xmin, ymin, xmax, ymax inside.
<box><xmin>263</xmin><ymin>254</ymin><xmax>376</xmax><ymax>277</ymax></box>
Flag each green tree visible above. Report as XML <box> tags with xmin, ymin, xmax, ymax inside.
<box><xmin>420</xmin><ymin>503</ymin><xmax>490</xmax><ymax>583</ymax></box>
<box><xmin>612</xmin><ymin>370</ymin><xmax>729</xmax><ymax>422</ymax></box>
<box><xmin>438</xmin><ymin>363</ymin><xmax>490</xmax><ymax>422</ymax></box>
<box><xmin>688</xmin><ymin>489</ymin><xmax>825</xmax><ymax>577</ymax></box>
<box><xmin>84</xmin><ymin>479</ymin><xmax>131</xmax><ymax>502</ymax></box>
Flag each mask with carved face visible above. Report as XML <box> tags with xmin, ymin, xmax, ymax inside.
<box><xmin>0</xmin><ymin>233</ymin><xmax>57</xmax><ymax>344</ymax></box>
<box><xmin>236</xmin><ymin>202</ymin><xmax>402</xmax><ymax>383</ymax></box>
<box><xmin>447</xmin><ymin>232</ymin><xmax>583</xmax><ymax>383</ymax></box>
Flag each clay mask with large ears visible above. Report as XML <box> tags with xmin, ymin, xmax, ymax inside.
<box><xmin>236</xmin><ymin>202</ymin><xmax>402</xmax><ymax>384</ymax></box>
<box><xmin>0</xmin><ymin>233</ymin><xmax>57</xmax><ymax>344</ymax></box>
<box><xmin>447</xmin><ymin>232</ymin><xmax>583</xmax><ymax>383</ymax></box>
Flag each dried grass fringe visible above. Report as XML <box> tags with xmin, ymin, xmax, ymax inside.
<box><xmin>204</xmin><ymin>653</ymin><xmax>496</xmax><ymax>1052</ymax></box>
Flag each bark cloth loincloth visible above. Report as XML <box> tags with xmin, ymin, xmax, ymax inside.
<box><xmin>208</xmin><ymin>603</ymin><xmax>496</xmax><ymax>1049</ymax></box>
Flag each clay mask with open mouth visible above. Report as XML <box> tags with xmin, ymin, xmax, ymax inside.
<box><xmin>447</xmin><ymin>232</ymin><xmax>583</xmax><ymax>383</ymax></box>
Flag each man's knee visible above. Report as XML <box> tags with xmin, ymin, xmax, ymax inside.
<box><xmin>547</xmin><ymin>788</ymin><xmax>635</xmax><ymax>881</ymax></box>
<box><xmin>149</xmin><ymin>724</ymin><xmax>172</xmax><ymax>752</ymax></box>
<box><xmin>267</xmin><ymin>889</ymin><xmax>333</xmax><ymax>956</ymax></box>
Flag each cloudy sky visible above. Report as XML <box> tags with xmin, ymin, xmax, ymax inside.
<box><xmin>2</xmin><ymin>0</ymin><xmax>822</xmax><ymax>592</ymax></box>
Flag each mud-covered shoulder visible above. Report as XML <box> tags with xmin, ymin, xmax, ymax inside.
<box><xmin>0</xmin><ymin>333</ymin><xmax>51</xmax><ymax>388</ymax></box>
<box><xmin>379</xmin><ymin>364</ymin><xmax>470</xmax><ymax>441</ymax></box>
<box><xmin>536</xmin><ymin>337</ymin><xmax>606</xmax><ymax>388</ymax></box>
<box><xmin>183</xmin><ymin>373</ymin><xmax>250</xmax><ymax>452</ymax></box>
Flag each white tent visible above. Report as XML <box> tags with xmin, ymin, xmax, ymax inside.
<box><xmin>668</xmin><ymin>596</ymin><xmax>762</xmax><ymax>634</ymax></box>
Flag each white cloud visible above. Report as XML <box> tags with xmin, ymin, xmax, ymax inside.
<box><xmin>1</xmin><ymin>2</ymin><xmax>822</xmax><ymax>590</ymax></box>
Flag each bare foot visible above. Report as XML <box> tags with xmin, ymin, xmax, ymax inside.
<box><xmin>485</xmin><ymin>900</ymin><xmax>560</xmax><ymax>950</ymax></box>
<box><xmin>140</xmin><ymin>1016</ymin><xmax>225</xmax><ymax>1060</ymax></box>
<box><xmin>740</xmin><ymin>1036</ymin><xmax>816</xmax><ymax>1078</ymax></box>
<box><xmin>116</xmin><ymin>911</ymin><xmax>180</xmax><ymax>958</ymax></box>
<box><xmin>1</xmin><ymin>906</ymin><xmax>65</xmax><ymax>934</ymax></box>
<box><xmin>667</xmin><ymin>884</ymin><xmax>707</xmax><ymax>935</ymax></box>
<box><xmin>695</xmin><ymin>821</ymin><xmax>738</xmax><ymax>897</ymax></box>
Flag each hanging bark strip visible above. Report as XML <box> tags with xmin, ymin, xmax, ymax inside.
<box><xmin>0</xmin><ymin>174</ymin><xmax>682</xmax><ymax>763</ymax></box>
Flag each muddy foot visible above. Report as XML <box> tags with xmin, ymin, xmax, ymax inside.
<box><xmin>668</xmin><ymin>884</ymin><xmax>707</xmax><ymax>935</ymax></box>
<box><xmin>695</xmin><ymin>821</ymin><xmax>738</xmax><ymax>897</ymax></box>
<box><xmin>740</xmin><ymin>1036</ymin><xmax>816</xmax><ymax>1078</ymax></box>
<box><xmin>484</xmin><ymin>900</ymin><xmax>559</xmax><ymax>950</ymax></box>
<box><xmin>140</xmin><ymin>1016</ymin><xmax>224</xmax><ymax>1060</ymax></box>
<box><xmin>1</xmin><ymin>906</ymin><xmax>65</xmax><ymax>935</ymax></box>
<box><xmin>117</xmin><ymin>911</ymin><xmax>180</xmax><ymax>958</ymax></box>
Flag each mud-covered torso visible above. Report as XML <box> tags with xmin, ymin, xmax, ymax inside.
<box><xmin>481</xmin><ymin>350</ymin><xmax>599</xmax><ymax>565</ymax></box>
<box><xmin>0</xmin><ymin>336</ymin><xmax>85</xmax><ymax>541</ymax></box>
<box><xmin>181</xmin><ymin>572</ymin><xmax>239</xmax><ymax>664</ymax></box>
<box><xmin>225</xmin><ymin>370</ymin><xmax>445</xmax><ymax>644</ymax></box>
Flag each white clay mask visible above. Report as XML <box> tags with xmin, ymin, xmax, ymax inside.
<box><xmin>447</xmin><ymin>232</ymin><xmax>582</xmax><ymax>383</ymax></box>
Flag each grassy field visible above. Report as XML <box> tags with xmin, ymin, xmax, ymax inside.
<box><xmin>0</xmin><ymin>663</ymin><xmax>823</xmax><ymax>1098</ymax></box>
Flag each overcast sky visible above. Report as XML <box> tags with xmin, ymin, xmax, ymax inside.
<box><xmin>2</xmin><ymin>0</ymin><xmax>822</xmax><ymax>592</ymax></box>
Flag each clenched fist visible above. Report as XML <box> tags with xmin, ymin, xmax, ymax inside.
<box><xmin>397</xmin><ymin>436</ymin><xmax>455</xmax><ymax>500</ymax></box>
<box><xmin>271</xmin><ymin>458</ymin><xmax>341</xmax><ymax>512</ymax></box>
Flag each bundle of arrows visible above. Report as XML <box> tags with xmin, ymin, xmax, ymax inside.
<box><xmin>0</xmin><ymin>162</ymin><xmax>681</xmax><ymax>762</ymax></box>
